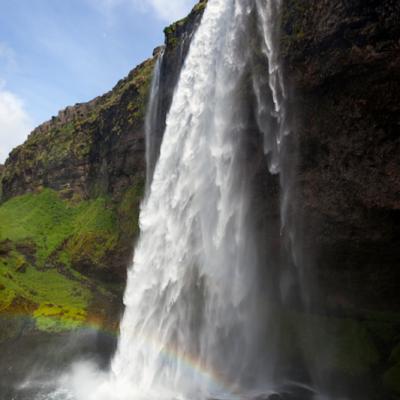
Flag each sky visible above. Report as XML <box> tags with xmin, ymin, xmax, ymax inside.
<box><xmin>0</xmin><ymin>0</ymin><xmax>196</xmax><ymax>163</ymax></box>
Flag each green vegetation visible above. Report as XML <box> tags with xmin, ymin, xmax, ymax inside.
<box><xmin>0</xmin><ymin>189</ymin><xmax>115</xmax><ymax>331</ymax></box>
<box><xmin>193</xmin><ymin>0</ymin><xmax>207</xmax><ymax>13</ymax></box>
<box><xmin>384</xmin><ymin>362</ymin><xmax>400</xmax><ymax>395</ymax></box>
<box><xmin>118</xmin><ymin>180</ymin><xmax>145</xmax><ymax>238</ymax></box>
<box><xmin>382</xmin><ymin>342</ymin><xmax>400</xmax><ymax>395</ymax></box>
<box><xmin>280</xmin><ymin>0</ymin><xmax>308</xmax><ymax>56</ymax></box>
<box><xmin>164</xmin><ymin>0</ymin><xmax>207</xmax><ymax>48</ymax></box>
<box><xmin>299</xmin><ymin>314</ymin><xmax>380</xmax><ymax>376</ymax></box>
<box><xmin>0</xmin><ymin>51</ymin><xmax>152</xmax><ymax>337</ymax></box>
<box><xmin>275</xmin><ymin>309</ymin><xmax>381</xmax><ymax>377</ymax></box>
<box><xmin>94</xmin><ymin>58</ymin><xmax>155</xmax><ymax>126</ymax></box>
<box><xmin>164</xmin><ymin>21</ymin><xmax>185</xmax><ymax>48</ymax></box>
<box><xmin>268</xmin><ymin>307</ymin><xmax>400</xmax><ymax>397</ymax></box>
<box><xmin>390</xmin><ymin>342</ymin><xmax>400</xmax><ymax>364</ymax></box>
<box><xmin>127</xmin><ymin>59</ymin><xmax>155</xmax><ymax>123</ymax></box>
<box><xmin>0</xmin><ymin>187</ymin><xmax>137</xmax><ymax>333</ymax></box>
<box><xmin>0</xmin><ymin>189</ymin><xmax>117</xmax><ymax>267</ymax></box>
<box><xmin>0</xmin><ymin>257</ymin><xmax>91</xmax><ymax>332</ymax></box>
<box><xmin>1</xmin><ymin>57</ymin><xmax>155</xmax><ymax>205</ymax></box>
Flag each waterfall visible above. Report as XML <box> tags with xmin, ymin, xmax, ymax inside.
<box><xmin>253</xmin><ymin>0</ymin><xmax>286</xmax><ymax>175</ymax></box>
<box><xmin>145</xmin><ymin>49</ymin><xmax>164</xmax><ymax>195</ymax></box>
<box><xmin>112</xmin><ymin>0</ymin><xmax>287</xmax><ymax>397</ymax></box>
<box><xmin>112</xmin><ymin>1</ymin><xmax>266</xmax><ymax>397</ymax></box>
<box><xmin>44</xmin><ymin>1</ymin><xmax>291</xmax><ymax>399</ymax></box>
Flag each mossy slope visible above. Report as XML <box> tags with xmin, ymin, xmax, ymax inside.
<box><xmin>0</xmin><ymin>184</ymin><xmax>143</xmax><ymax>335</ymax></box>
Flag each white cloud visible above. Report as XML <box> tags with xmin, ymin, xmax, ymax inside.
<box><xmin>0</xmin><ymin>86</ymin><xmax>33</xmax><ymax>163</ymax></box>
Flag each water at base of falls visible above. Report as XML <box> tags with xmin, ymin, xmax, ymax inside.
<box><xmin>28</xmin><ymin>1</ymin><xmax>300</xmax><ymax>399</ymax></box>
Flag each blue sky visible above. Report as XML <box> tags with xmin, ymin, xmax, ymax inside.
<box><xmin>0</xmin><ymin>0</ymin><xmax>196</xmax><ymax>163</ymax></box>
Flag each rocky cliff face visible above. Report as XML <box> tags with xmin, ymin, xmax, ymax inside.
<box><xmin>2</xmin><ymin>59</ymin><xmax>152</xmax><ymax>203</ymax></box>
<box><xmin>280</xmin><ymin>1</ymin><xmax>400</xmax><ymax>395</ymax></box>
<box><xmin>0</xmin><ymin>2</ymin><xmax>205</xmax><ymax>274</ymax></box>
<box><xmin>0</xmin><ymin>0</ymin><xmax>399</xmax><ymax>396</ymax></box>
<box><xmin>1</xmin><ymin>3</ymin><xmax>207</xmax><ymax>205</ymax></box>
<box><xmin>0</xmin><ymin>2</ymin><xmax>206</xmax><ymax>345</ymax></box>
<box><xmin>0</xmin><ymin>59</ymin><xmax>154</xmax><ymax>292</ymax></box>
<box><xmin>281</xmin><ymin>0</ymin><xmax>400</xmax><ymax>312</ymax></box>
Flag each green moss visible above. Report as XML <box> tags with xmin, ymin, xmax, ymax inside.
<box><xmin>311</xmin><ymin>317</ymin><xmax>379</xmax><ymax>376</ymax></box>
<box><xmin>0</xmin><ymin>179</ymin><xmax>148</xmax><ymax>334</ymax></box>
<box><xmin>0</xmin><ymin>189</ymin><xmax>76</xmax><ymax>263</ymax></box>
<box><xmin>0</xmin><ymin>56</ymin><xmax>156</xmax><ymax>205</ymax></box>
<box><xmin>0</xmin><ymin>258</ymin><xmax>91</xmax><ymax>332</ymax></box>
<box><xmin>91</xmin><ymin>58</ymin><xmax>155</xmax><ymax>125</ymax></box>
<box><xmin>193</xmin><ymin>0</ymin><xmax>207</xmax><ymax>12</ymax></box>
<box><xmin>390</xmin><ymin>343</ymin><xmax>400</xmax><ymax>364</ymax></box>
<box><xmin>163</xmin><ymin>1</ymin><xmax>207</xmax><ymax>49</ymax></box>
<box><xmin>383</xmin><ymin>363</ymin><xmax>400</xmax><ymax>395</ymax></box>
<box><xmin>129</xmin><ymin>59</ymin><xmax>155</xmax><ymax>122</ymax></box>
<box><xmin>118</xmin><ymin>179</ymin><xmax>145</xmax><ymax>238</ymax></box>
<box><xmin>34</xmin><ymin>303</ymin><xmax>87</xmax><ymax>332</ymax></box>
<box><xmin>0</xmin><ymin>189</ymin><xmax>122</xmax><ymax>332</ymax></box>
<box><xmin>164</xmin><ymin>17</ymin><xmax>189</xmax><ymax>48</ymax></box>
<box><xmin>0</xmin><ymin>189</ymin><xmax>118</xmax><ymax>267</ymax></box>
<box><xmin>276</xmin><ymin>309</ymin><xmax>380</xmax><ymax>377</ymax></box>
<box><xmin>0</xmin><ymin>16</ymin><xmax>154</xmax><ymax>336</ymax></box>
<box><xmin>365</xmin><ymin>320</ymin><xmax>399</xmax><ymax>346</ymax></box>
<box><xmin>14</xmin><ymin>122</ymin><xmax>85</xmax><ymax>174</ymax></box>
<box><xmin>280</xmin><ymin>0</ymin><xmax>308</xmax><ymax>56</ymax></box>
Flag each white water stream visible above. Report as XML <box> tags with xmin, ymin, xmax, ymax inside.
<box><xmin>145</xmin><ymin>48</ymin><xmax>164</xmax><ymax>195</ymax></box>
<box><xmin>38</xmin><ymin>1</ymin><xmax>288</xmax><ymax>399</ymax></box>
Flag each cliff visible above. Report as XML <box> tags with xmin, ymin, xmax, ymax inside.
<box><xmin>280</xmin><ymin>0</ymin><xmax>400</xmax><ymax>396</ymax></box>
<box><xmin>0</xmin><ymin>59</ymin><xmax>154</xmax><ymax>341</ymax></box>
<box><xmin>0</xmin><ymin>0</ymin><xmax>399</xmax><ymax>397</ymax></box>
<box><xmin>0</xmin><ymin>2</ymin><xmax>206</xmax><ymax>343</ymax></box>
<box><xmin>282</xmin><ymin>0</ymin><xmax>400</xmax><ymax>312</ymax></box>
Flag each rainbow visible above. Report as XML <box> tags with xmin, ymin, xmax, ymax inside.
<box><xmin>2</xmin><ymin>313</ymin><xmax>244</xmax><ymax>399</ymax></box>
<box><xmin>112</xmin><ymin>330</ymin><xmax>243</xmax><ymax>399</ymax></box>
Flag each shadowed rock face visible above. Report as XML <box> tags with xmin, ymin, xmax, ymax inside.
<box><xmin>0</xmin><ymin>0</ymin><xmax>399</xmax><ymax>396</ymax></box>
<box><xmin>1</xmin><ymin>0</ymin><xmax>398</xmax><ymax>309</ymax></box>
<box><xmin>281</xmin><ymin>0</ymin><xmax>400</xmax><ymax>312</ymax></box>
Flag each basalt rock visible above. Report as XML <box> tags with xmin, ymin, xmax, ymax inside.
<box><xmin>281</xmin><ymin>0</ymin><xmax>400</xmax><ymax>312</ymax></box>
<box><xmin>0</xmin><ymin>0</ymin><xmax>399</xmax><ymax>394</ymax></box>
<box><xmin>278</xmin><ymin>2</ymin><xmax>400</xmax><ymax>395</ymax></box>
<box><xmin>1</xmin><ymin>59</ymin><xmax>153</xmax><ymax>203</ymax></box>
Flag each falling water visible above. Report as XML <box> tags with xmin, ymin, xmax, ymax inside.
<box><xmin>40</xmin><ymin>1</ymin><xmax>293</xmax><ymax>399</ymax></box>
<box><xmin>253</xmin><ymin>0</ymin><xmax>286</xmax><ymax>175</ymax></box>
<box><xmin>112</xmin><ymin>1</ymin><xmax>268</xmax><ymax>397</ymax></box>
<box><xmin>113</xmin><ymin>0</ymin><xmax>288</xmax><ymax>397</ymax></box>
<box><xmin>145</xmin><ymin>49</ymin><xmax>165</xmax><ymax>195</ymax></box>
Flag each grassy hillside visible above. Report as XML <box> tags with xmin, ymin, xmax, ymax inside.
<box><xmin>0</xmin><ymin>185</ymin><xmax>143</xmax><ymax>336</ymax></box>
<box><xmin>0</xmin><ymin>55</ymin><xmax>152</xmax><ymax>338</ymax></box>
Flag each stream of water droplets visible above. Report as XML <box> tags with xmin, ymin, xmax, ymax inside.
<box><xmin>37</xmin><ymin>1</ymin><xmax>287</xmax><ymax>399</ymax></box>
